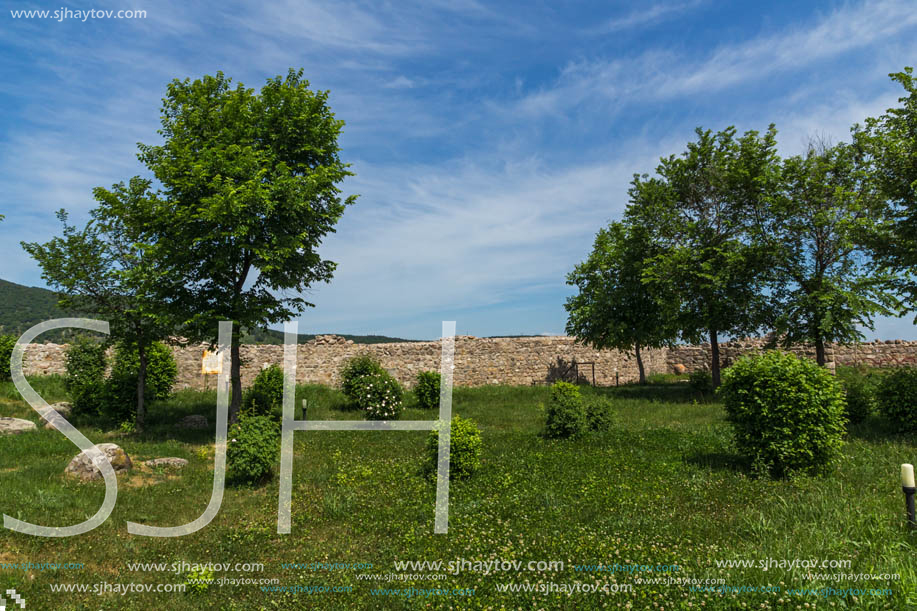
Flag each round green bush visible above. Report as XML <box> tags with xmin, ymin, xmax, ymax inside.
<box><xmin>244</xmin><ymin>364</ymin><xmax>285</xmax><ymax>418</ymax></box>
<box><xmin>876</xmin><ymin>366</ymin><xmax>917</xmax><ymax>433</ymax></box>
<box><xmin>340</xmin><ymin>354</ymin><xmax>386</xmax><ymax>402</ymax></box>
<box><xmin>543</xmin><ymin>381</ymin><xmax>587</xmax><ymax>439</ymax></box>
<box><xmin>65</xmin><ymin>336</ymin><xmax>108</xmax><ymax>416</ymax></box>
<box><xmin>352</xmin><ymin>371</ymin><xmax>404</xmax><ymax>420</ymax></box>
<box><xmin>836</xmin><ymin>367</ymin><xmax>879</xmax><ymax>425</ymax></box>
<box><xmin>105</xmin><ymin>341</ymin><xmax>177</xmax><ymax>423</ymax></box>
<box><xmin>227</xmin><ymin>413</ymin><xmax>280</xmax><ymax>485</ymax></box>
<box><xmin>718</xmin><ymin>351</ymin><xmax>847</xmax><ymax>477</ymax></box>
<box><xmin>583</xmin><ymin>395</ymin><xmax>614</xmax><ymax>432</ymax></box>
<box><xmin>414</xmin><ymin>370</ymin><xmax>441</xmax><ymax>410</ymax></box>
<box><xmin>0</xmin><ymin>334</ymin><xmax>16</xmax><ymax>382</ymax></box>
<box><xmin>688</xmin><ymin>369</ymin><xmax>713</xmax><ymax>394</ymax></box>
<box><xmin>426</xmin><ymin>416</ymin><xmax>482</xmax><ymax>480</ymax></box>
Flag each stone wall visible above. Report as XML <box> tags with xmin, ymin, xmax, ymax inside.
<box><xmin>19</xmin><ymin>334</ymin><xmax>917</xmax><ymax>390</ymax></box>
<box><xmin>666</xmin><ymin>337</ymin><xmax>917</xmax><ymax>373</ymax></box>
<box><xmin>20</xmin><ymin>335</ymin><xmax>667</xmax><ymax>390</ymax></box>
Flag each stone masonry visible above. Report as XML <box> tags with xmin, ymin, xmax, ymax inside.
<box><xmin>17</xmin><ymin>335</ymin><xmax>917</xmax><ymax>390</ymax></box>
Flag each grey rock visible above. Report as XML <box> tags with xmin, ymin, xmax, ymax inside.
<box><xmin>0</xmin><ymin>417</ymin><xmax>37</xmax><ymax>435</ymax></box>
<box><xmin>64</xmin><ymin>443</ymin><xmax>132</xmax><ymax>481</ymax></box>
<box><xmin>143</xmin><ymin>457</ymin><xmax>188</xmax><ymax>469</ymax></box>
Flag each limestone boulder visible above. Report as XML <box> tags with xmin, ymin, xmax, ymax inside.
<box><xmin>64</xmin><ymin>443</ymin><xmax>132</xmax><ymax>481</ymax></box>
<box><xmin>143</xmin><ymin>457</ymin><xmax>188</xmax><ymax>470</ymax></box>
<box><xmin>0</xmin><ymin>417</ymin><xmax>37</xmax><ymax>435</ymax></box>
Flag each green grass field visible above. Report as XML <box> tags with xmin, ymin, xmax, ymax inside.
<box><xmin>0</xmin><ymin>376</ymin><xmax>914</xmax><ymax>609</ymax></box>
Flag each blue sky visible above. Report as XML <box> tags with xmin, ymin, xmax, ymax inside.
<box><xmin>1</xmin><ymin>0</ymin><xmax>916</xmax><ymax>340</ymax></box>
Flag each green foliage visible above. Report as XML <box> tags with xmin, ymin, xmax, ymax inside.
<box><xmin>583</xmin><ymin>395</ymin><xmax>614</xmax><ymax>432</ymax></box>
<box><xmin>184</xmin><ymin>565</ymin><xmax>215</xmax><ymax>594</ymax></box>
<box><xmin>414</xmin><ymin>370</ymin><xmax>441</xmax><ymax>409</ymax></box>
<box><xmin>688</xmin><ymin>369</ymin><xmax>713</xmax><ymax>394</ymax></box>
<box><xmin>227</xmin><ymin>413</ymin><xmax>280</xmax><ymax>485</ymax></box>
<box><xmin>0</xmin><ymin>334</ymin><xmax>15</xmax><ymax>381</ymax></box>
<box><xmin>352</xmin><ymin>371</ymin><xmax>404</xmax><ymax>420</ymax></box>
<box><xmin>244</xmin><ymin>364</ymin><xmax>285</xmax><ymax>417</ymax></box>
<box><xmin>340</xmin><ymin>354</ymin><xmax>386</xmax><ymax>403</ymax></box>
<box><xmin>542</xmin><ymin>381</ymin><xmax>587</xmax><ymax>439</ymax></box>
<box><xmin>836</xmin><ymin>366</ymin><xmax>880</xmax><ymax>425</ymax></box>
<box><xmin>876</xmin><ymin>367</ymin><xmax>917</xmax><ymax>433</ymax></box>
<box><xmin>718</xmin><ymin>351</ymin><xmax>847</xmax><ymax>477</ymax></box>
<box><xmin>65</xmin><ymin>336</ymin><xmax>108</xmax><ymax>416</ymax></box>
<box><xmin>857</xmin><ymin>67</ymin><xmax>917</xmax><ymax>326</ymax></box>
<box><xmin>0</xmin><ymin>279</ymin><xmax>72</xmax><ymax>342</ymax></box>
<box><xmin>426</xmin><ymin>416</ymin><xmax>482</xmax><ymax>480</ymax></box>
<box><xmin>134</xmin><ymin>69</ymin><xmax>357</xmax><ymax>421</ymax></box>
<box><xmin>760</xmin><ymin>142</ymin><xmax>899</xmax><ymax>364</ymax></box>
<box><xmin>629</xmin><ymin>126</ymin><xmax>779</xmax><ymax>387</ymax></box>
<box><xmin>104</xmin><ymin>341</ymin><xmax>177</xmax><ymax>422</ymax></box>
<box><xmin>565</xmin><ymin>220</ymin><xmax>676</xmax><ymax>384</ymax></box>
<box><xmin>21</xmin><ymin>182</ymin><xmax>174</xmax><ymax>429</ymax></box>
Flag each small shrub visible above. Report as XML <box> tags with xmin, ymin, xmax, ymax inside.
<box><xmin>415</xmin><ymin>371</ymin><xmax>441</xmax><ymax>410</ymax></box>
<box><xmin>352</xmin><ymin>371</ymin><xmax>404</xmax><ymax>420</ymax></box>
<box><xmin>583</xmin><ymin>395</ymin><xmax>614</xmax><ymax>432</ymax></box>
<box><xmin>244</xmin><ymin>364</ymin><xmax>285</xmax><ymax>417</ymax></box>
<box><xmin>688</xmin><ymin>369</ymin><xmax>713</xmax><ymax>394</ymax></box>
<box><xmin>227</xmin><ymin>414</ymin><xmax>280</xmax><ymax>485</ymax></box>
<box><xmin>104</xmin><ymin>341</ymin><xmax>177</xmax><ymax>422</ymax></box>
<box><xmin>426</xmin><ymin>416</ymin><xmax>482</xmax><ymax>480</ymax></box>
<box><xmin>876</xmin><ymin>367</ymin><xmax>917</xmax><ymax>433</ymax></box>
<box><xmin>65</xmin><ymin>336</ymin><xmax>108</xmax><ymax>416</ymax></box>
<box><xmin>184</xmin><ymin>565</ymin><xmax>215</xmax><ymax>594</ymax></box>
<box><xmin>718</xmin><ymin>351</ymin><xmax>847</xmax><ymax>478</ymax></box>
<box><xmin>836</xmin><ymin>366</ymin><xmax>879</xmax><ymax>425</ymax></box>
<box><xmin>0</xmin><ymin>334</ymin><xmax>16</xmax><ymax>382</ymax></box>
<box><xmin>543</xmin><ymin>381</ymin><xmax>587</xmax><ymax>439</ymax></box>
<box><xmin>340</xmin><ymin>354</ymin><xmax>386</xmax><ymax>402</ymax></box>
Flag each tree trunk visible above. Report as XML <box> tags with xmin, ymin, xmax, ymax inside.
<box><xmin>710</xmin><ymin>329</ymin><xmax>721</xmax><ymax>389</ymax></box>
<box><xmin>229</xmin><ymin>325</ymin><xmax>243</xmax><ymax>424</ymax></box>
<box><xmin>136</xmin><ymin>342</ymin><xmax>147</xmax><ymax>431</ymax></box>
<box><xmin>635</xmin><ymin>344</ymin><xmax>646</xmax><ymax>385</ymax></box>
<box><xmin>815</xmin><ymin>334</ymin><xmax>826</xmax><ymax>367</ymax></box>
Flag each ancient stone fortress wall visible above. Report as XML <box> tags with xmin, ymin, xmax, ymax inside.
<box><xmin>18</xmin><ymin>335</ymin><xmax>917</xmax><ymax>390</ymax></box>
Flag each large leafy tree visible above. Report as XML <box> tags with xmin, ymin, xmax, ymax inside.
<box><xmin>755</xmin><ymin>140</ymin><xmax>901</xmax><ymax>365</ymax></box>
<box><xmin>856</xmin><ymin>67</ymin><xmax>917</xmax><ymax>317</ymax></box>
<box><xmin>21</xmin><ymin>178</ymin><xmax>172</xmax><ymax>429</ymax></box>
<box><xmin>135</xmin><ymin>69</ymin><xmax>356</xmax><ymax>422</ymax></box>
<box><xmin>565</xmin><ymin>217</ymin><xmax>676</xmax><ymax>384</ymax></box>
<box><xmin>630</xmin><ymin>126</ymin><xmax>779</xmax><ymax>388</ymax></box>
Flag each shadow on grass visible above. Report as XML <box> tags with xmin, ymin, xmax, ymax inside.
<box><xmin>846</xmin><ymin>415</ymin><xmax>915</xmax><ymax>444</ymax></box>
<box><xmin>684</xmin><ymin>450</ymin><xmax>750</xmax><ymax>473</ymax></box>
<box><xmin>588</xmin><ymin>382</ymin><xmax>705</xmax><ymax>404</ymax></box>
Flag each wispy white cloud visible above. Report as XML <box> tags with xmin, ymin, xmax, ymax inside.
<box><xmin>586</xmin><ymin>0</ymin><xmax>704</xmax><ymax>35</ymax></box>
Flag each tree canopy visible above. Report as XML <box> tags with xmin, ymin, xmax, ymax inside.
<box><xmin>133</xmin><ymin>69</ymin><xmax>356</xmax><ymax>421</ymax></box>
<box><xmin>565</xmin><ymin>217</ymin><xmax>676</xmax><ymax>384</ymax></box>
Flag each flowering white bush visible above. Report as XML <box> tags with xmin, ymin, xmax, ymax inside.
<box><xmin>353</xmin><ymin>371</ymin><xmax>404</xmax><ymax>420</ymax></box>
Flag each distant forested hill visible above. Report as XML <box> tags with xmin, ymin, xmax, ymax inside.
<box><xmin>0</xmin><ymin>279</ymin><xmax>74</xmax><ymax>341</ymax></box>
<box><xmin>0</xmin><ymin>278</ymin><xmax>417</xmax><ymax>344</ymax></box>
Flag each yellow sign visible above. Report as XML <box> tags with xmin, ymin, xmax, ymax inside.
<box><xmin>201</xmin><ymin>349</ymin><xmax>223</xmax><ymax>375</ymax></box>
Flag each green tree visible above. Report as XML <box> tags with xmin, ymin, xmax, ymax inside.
<box><xmin>135</xmin><ymin>69</ymin><xmax>356</xmax><ymax>422</ymax></box>
<box><xmin>756</xmin><ymin>140</ymin><xmax>901</xmax><ymax>365</ymax></box>
<box><xmin>856</xmin><ymin>67</ymin><xmax>917</xmax><ymax>318</ymax></box>
<box><xmin>565</xmin><ymin>218</ymin><xmax>676</xmax><ymax>384</ymax></box>
<box><xmin>21</xmin><ymin>178</ymin><xmax>172</xmax><ymax>429</ymax></box>
<box><xmin>630</xmin><ymin>126</ymin><xmax>779</xmax><ymax>387</ymax></box>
